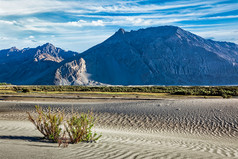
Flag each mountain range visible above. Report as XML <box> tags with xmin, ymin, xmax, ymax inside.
<box><xmin>1</xmin><ymin>26</ymin><xmax>238</xmax><ymax>85</ymax></box>
<box><xmin>0</xmin><ymin>43</ymin><xmax>78</xmax><ymax>85</ymax></box>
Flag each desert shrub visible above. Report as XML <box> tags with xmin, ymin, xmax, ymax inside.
<box><xmin>172</xmin><ymin>89</ymin><xmax>190</xmax><ymax>95</ymax></box>
<box><xmin>222</xmin><ymin>94</ymin><xmax>232</xmax><ymax>99</ymax></box>
<box><xmin>65</xmin><ymin>111</ymin><xmax>102</xmax><ymax>143</ymax></box>
<box><xmin>0</xmin><ymin>82</ymin><xmax>11</xmax><ymax>85</ymax></box>
<box><xmin>32</xmin><ymin>88</ymin><xmax>37</xmax><ymax>91</ymax></box>
<box><xmin>22</xmin><ymin>88</ymin><xmax>31</xmax><ymax>93</ymax></box>
<box><xmin>222</xmin><ymin>94</ymin><xmax>227</xmax><ymax>98</ymax></box>
<box><xmin>27</xmin><ymin>106</ymin><xmax>101</xmax><ymax>146</ymax></box>
<box><xmin>27</xmin><ymin>106</ymin><xmax>64</xmax><ymax>142</ymax></box>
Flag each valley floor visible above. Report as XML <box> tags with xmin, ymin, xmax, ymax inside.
<box><xmin>0</xmin><ymin>98</ymin><xmax>237</xmax><ymax>159</ymax></box>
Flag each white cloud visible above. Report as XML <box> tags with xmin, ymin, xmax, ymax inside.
<box><xmin>198</xmin><ymin>15</ymin><xmax>238</xmax><ymax>20</ymax></box>
<box><xmin>91</xmin><ymin>20</ymin><xmax>104</xmax><ymax>26</ymax></box>
<box><xmin>96</xmin><ymin>16</ymin><xmax>189</xmax><ymax>27</ymax></box>
<box><xmin>0</xmin><ymin>0</ymin><xmax>77</xmax><ymax>16</ymax></box>
<box><xmin>185</xmin><ymin>25</ymin><xmax>238</xmax><ymax>44</ymax></box>
<box><xmin>0</xmin><ymin>0</ymin><xmax>143</xmax><ymax>16</ymax></box>
<box><xmin>68</xmin><ymin>0</ymin><xmax>223</xmax><ymax>14</ymax></box>
<box><xmin>0</xmin><ymin>0</ymin><xmax>237</xmax><ymax>51</ymax></box>
<box><xmin>0</xmin><ymin>18</ymin><xmax>104</xmax><ymax>33</ymax></box>
<box><xmin>67</xmin><ymin>20</ymin><xmax>105</xmax><ymax>27</ymax></box>
<box><xmin>28</xmin><ymin>35</ymin><xmax>35</xmax><ymax>39</ymax></box>
<box><xmin>0</xmin><ymin>20</ymin><xmax>17</xmax><ymax>25</ymax></box>
<box><xmin>0</xmin><ymin>0</ymin><xmax>230</xmax><ymax>17</ymax></box>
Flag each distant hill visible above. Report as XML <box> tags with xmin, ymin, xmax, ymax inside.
<box><xmin>0</xmin><ymin>43</ymin><xmax>78</xmax><ymax>85</ymax></box>
<box><xmin>1</xmin><ymin>26</ymin><xmax>238</xmax><ymax>85</ymax></box>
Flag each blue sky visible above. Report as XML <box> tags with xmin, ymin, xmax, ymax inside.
<box><xmin>0</xmin><ymin>0</ymin><xmax>237</xmax><ymax>52</ymax></box>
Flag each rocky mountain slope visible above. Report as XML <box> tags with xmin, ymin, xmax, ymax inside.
<box><xmin>1</xmin><ymin>26</ymin><xmax>238</xmax><ymax>85</ymax></box>
<box><xmin>55</xmin><ymin>26</ymin><xmax>238</xmax><ymax>85</ymax></box>
<box><xmin>0</xmin><ymin>43</ymin><xmax>78</xmax><ymax>85</ymax></box>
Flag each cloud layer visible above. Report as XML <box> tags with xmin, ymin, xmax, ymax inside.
<box><xmin>0</xmin><ymin>0</ymin><xmax>237</xmax><ymax>52</ymax></box>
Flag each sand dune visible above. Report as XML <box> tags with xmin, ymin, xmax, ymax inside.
<box><xmin>0</xmin><ymin>99</ymin><xmax>238</xmax><ymax>158</ymax></box>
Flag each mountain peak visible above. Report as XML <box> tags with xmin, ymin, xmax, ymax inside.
<box><xmin>105</xmin><ymin>28</ymin><xmax>126</xmax><ymax>42</ymax></box>
<box><xmin>9</xmin><ymin>46</ymin><xmax>19</xmax><ymax>52</ymax></box>
<box><xmin>77</xmin><ymin>25</ymin><xmax>238</xmax><ymax>85</ymax></box>
<box><xmin>114</xmin><ymin>28</ymin><xmax>126</xmax><ymax>36</ymax></box>
<box><xmin>117</xmin><ymin>28</ymin><xmax>126</xmax><ymax>34</ymax></box>
<box><xmin>36</xmin><ymin>43</ymin><xmax>58</xmax><ymax>54</ymax></box>
<box><xmin>40</xmin><ymin>43</ymin><xmax>55</xmax><ymax>48</ymax></box>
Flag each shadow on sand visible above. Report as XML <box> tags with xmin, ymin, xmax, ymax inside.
<box><xmin>1</xmin><ymin>135</ymin><xmax>57</xmax><ymax>143</ymax></box>
<box><xmin>1</xmin><ymin>135</ymin><xmax>41</xmax><ymax>140</ymax></box>
<box><xmin>0</xmin><ymin>135</ymin><xmax>58</xmax><ymax>147</ymax></box>
<box><xmin>0</xmin><ymin>135</ymin><xmax>45</xmax><ymax>142</ymax></box>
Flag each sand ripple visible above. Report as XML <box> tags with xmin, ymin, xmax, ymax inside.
<box><xmin>0</xmin><ymin>121</ymin><xmax>238</xmax><ymax>159</ymax></box>
<box><xmin>0</xmin><ymin>99</ymin><xmax>237</xmax><ymax>137</ymax></box>
<box><xmin>0</xmin><ymin>99</ymin><xmax>238</xmax><ymax>158</ymax></box>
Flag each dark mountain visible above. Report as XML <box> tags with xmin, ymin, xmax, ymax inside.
<box><xmin>55</xmin><ymin>26</ymin><xmax>238</xmax><ymax>85</ymax></box>
<box><xmin>0</xmin><ymin>43</ymin><xmax>78</xmax><ymax>85</ymax></box>
<box><xmin>1</xmin><ymin>26</ymin><xmax>238</xmax><ymax>85</ymax></box>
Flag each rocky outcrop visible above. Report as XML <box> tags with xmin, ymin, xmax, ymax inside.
<box><xmin>55</xmin><ymin>58</ymin><xmax>101</xmax><ymax>85</ymax></box>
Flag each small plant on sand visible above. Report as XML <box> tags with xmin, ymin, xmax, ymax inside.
<box><xmin>65</xmin><ymin>111</ymin><xmax>102</xmax><ymax>143</ymax></box>
<box><xmin>27</xmin><ymin>106</ymin><xmax>64</xmax><ymax>142</ymax></box>
<box><xmin>27</xmin><ymin>106</ymin><xmax>101</xmax><ymax>146</ymax></box>
<box><xmin>222</xmin><ymin>94</ymin><xmax>232</xmax><ymax>99</ymax></box>
<box><xmin>22</xmin><ymin>88</ymin><xmax>31</xmax><ymax>93</ymax></box>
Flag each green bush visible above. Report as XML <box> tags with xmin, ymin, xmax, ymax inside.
<box><xmin>0</xmin><ymin>82</ymin><xmax>11</xmax><ymax>85</ymax></box>
<box><xmin>22</xmin><ymin>88</ymin><xmax>31</xmax><ymax>93</ymax></box>
<box><xmin>222</xmin><ymin>94</ymin><xmax>232</xmax><ymax>99</ymax></box>
<box><xmin>27</xmin><ymin>106</ymin><xmax>101</xmax><ymax>146</ymax></box>
<box><xmin>65</xmin><ymin>112</ymin><xmax>102</xmax><ymax>143</ymax></box>
<box><xmin>27</xmin><ymin>106</ymin><xmax>63</xmax><ymax>142</ymax></box>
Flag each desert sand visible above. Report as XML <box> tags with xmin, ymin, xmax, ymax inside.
<box><xmin>0</xmin><ymin>98</ymin><xmax>238</xmax><ymax>159</ymax></box>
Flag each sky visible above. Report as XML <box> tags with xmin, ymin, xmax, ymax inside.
<box><xmin>0</xmin><ymin>0</ymin><xmax>237</xmax><ymax>52</ymax></box>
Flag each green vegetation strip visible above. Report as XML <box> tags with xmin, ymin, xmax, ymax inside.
<box><xmin>1</xmin><ymin>85</ymin><xmax>237</xmax><ymax>98</ymax></box>
<box><xmin>0</xmin><ymin>83</ymin><xmax>11</xmax><ymax>85</ymax></box>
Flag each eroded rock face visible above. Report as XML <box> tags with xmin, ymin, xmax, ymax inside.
<box><xmin>55</xmin><ymin>58</ymin><xmax>87</xmax><ymax>85</ymax></box>
<box><xmin>55</xmin><ymin>26</ymin><xmax>238</xmax><ymax>85</ymax></box>
<box><xmin>55</xmin><ymin>58</ymin><xmax>100</xmax><ymax>85</ymax></box>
